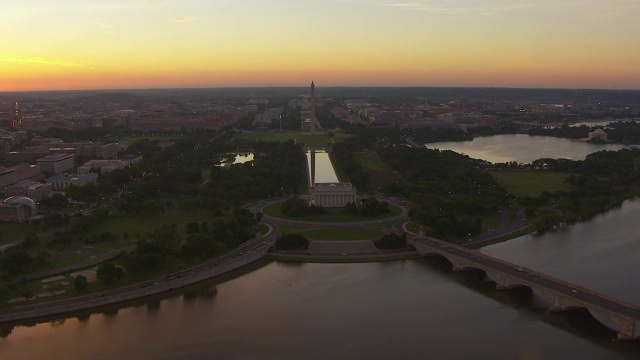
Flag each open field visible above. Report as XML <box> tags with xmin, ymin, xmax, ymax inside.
<box><xmin>0</xmin><ymin>223</ymin><xmax>37</xmax><ymax>245</ymax></box>
<box><xmin>492</xmin><ymin>171</ymin><xmax>574</xmax><ymax>198</ymax></box>
<box><xmin>119</xmin><ymin>134</ymin><xmax>185</xmax><ymax>142</ymax></box>
<box><xmin>201</xmin><ymin>168</ymin><xmax>211</xmax><ymax>180</ymax></box>
<box><xmin>263</xmin><ymin>201</ymin><xmax>403</xmax><ymax>223</ymax></box>
<box><xmin>237</xmin><ymin>131</ymin><xmax>350</xmax><ymax>147</ymax></box>
<box><xmin>86</xmin><ymin>213</ymin><xmax>213</xmax><ymax>239</ymax></box>
<box><xmin>481</xmin><ymin>214</ymin><xmax>503</xmax><ymax>230</ymax></box>
<box><xmin>353</xmin><ymin>154</ymin><xmax>400</xmax><ymax>190</ymax></box>
<box><xmin>354</xmin><ymin>154</ymin><xmax>387</xmax><ymax>171</ymax></box>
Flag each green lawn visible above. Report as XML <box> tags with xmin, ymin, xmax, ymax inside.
<box><xmin>201</xmin><ymin>168</ymin><xmax>211</xmax><ymax>180</ymax></box>
<box><xmin>237</xmin><ymin>131</ymin><xmax>351</xmax><ymax>147</ymax></box>
<box><xmin>492</xmin><ymin>171</ymin><xmax>574</xmax><ymax>198</ymax></box>
<box><xmin>297</xmin><ymin>228</ymin><xmax>385</xmax><ymax>241</ymax></box>
<box><xmin>481</xmin><ymin>214</ymin><xmax>503</xmax><ymax>230</ymax></box>
<box><xmin>263</xmin><ymin>201</ymin><xmax>403</xmax><ymax>223</ymax></box>
<box><xmin>405</xmin><ymin>222</ymin><xmax>420</xmax><ymax>234</ymax></box>
<box><xmin>119</xmin><ymin>135</ymin><xmax>184</xmax><ymax>142</ymax></box>
<box><xmin>86</xmin><ymin>213</ymin><xmax>214</xmax><ymax>239</ymax></box>
<box><xmin>353</xmin><ymin>154</ymin><xmax>400</xmax><ymax>190</ymax></box>
<box><xmin>354</xmin><ymin>154</ymin><xmax>387</xmax><ymax>171</ymax></box>
<box><xmin>0</xmin><ymin>223</ymin><xmax>38</xmax><ymax>245</ymax></box>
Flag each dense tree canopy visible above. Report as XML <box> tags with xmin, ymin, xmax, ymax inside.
<box><xmin>379</xmin><ymin>147</ymin><xmax>510</xmax><ymax>240</ymax></box>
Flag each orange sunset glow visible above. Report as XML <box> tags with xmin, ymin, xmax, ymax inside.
<box><xmin>2</xmin><ymin>0</ymin><xmax>639</xmax><ymax>91</ymax></box>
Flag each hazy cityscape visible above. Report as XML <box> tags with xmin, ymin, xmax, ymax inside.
<box><xmin>2</xmin><ymin>1</ymin><xmax>640</xmax><ymax>359</ymax></box>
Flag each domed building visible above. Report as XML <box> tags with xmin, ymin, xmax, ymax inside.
<box><xmin>588</xmin><ymin>128</ymin><xmax>608</xmax><ymax>141</ymax></box>
<box><xmin>0</xmin><ymin>196</ymin><xmax>37</xmax><ymax>222</ymax></box>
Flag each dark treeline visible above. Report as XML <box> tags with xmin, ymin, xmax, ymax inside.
<box><xmin>523</xmin><ymin>148</ymin><xmax>640</xmax><ymax>229</ymax></box>
<box><xmin>529</xmin><ymin>124</ymin><xmax>592</xmax><ymax>139</ymax></box>
<box><xmin>332</xmin><ymin>143</ymin><xmax>372</xmax><ymax>193</ymax></box>
<box><xmin>529</xmin><ymin>121</ymin><xmax>640</xmax><ymax>144</ymax></box>
<box><xmin>378</xmin><ymin>147</ymin><xmax>510</xmax><ymax>240</ymax></box>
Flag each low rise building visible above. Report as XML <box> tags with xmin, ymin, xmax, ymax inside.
<box><xmin>36</xmin><ymin>154</ymin><xmax>75</xmax><ymax>174</ymax></box>
<box><xmin>77</xmin><ymin>155</ymin><xmax>141</xmax><ymax>175</ymax></box>
<box><xmin>47</xmin><ymin>173</ymin><xmax>98</xmax><ymax>190</ymax></box>
<box><xmin>6</xmin><ymin>180</ymin><xmax>52</xmax><ymax>201</ymax></box>
<box><xmin>0</xmin><ymin>164</ymin><xmax>40</xmax><ymax>188</ymax></box>
<box><xmin>310</xmin><ymin>183</ymin><xmax>357</xmax><ymax>208</ymax></box>
<box><xmin>0</xmin><ymin>196</ymin><xmax>37</xmax><ymax>222</ymax></box>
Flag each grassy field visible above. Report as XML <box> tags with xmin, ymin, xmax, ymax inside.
<box><xmin>354</xmin><ymin>154</ymin><xmax>387</xmax><ymax>171</ymax></box>
<box><xmin>119</xmin><ymin>134</ymin><xmax>185</xmax><ymax>142</ymax></box>
<box><xmin>237</xmin><ymin>131</ymin><xmax>351</xmax><ymax>147</ymax></box>
<box><xmin>297</xmin><ymin>228</ymin><xmax>385</xmax><ymax>241</ymax></box>
<box><xmin>201</xmin><ymin>168</ymin><xmax>211</xmax><ymax>180</ymax></box>
<box><xmin>0</xmin><ymin>223</ymin><xmax>38</xmax><ymax>245</ymax></box>
<box><xmin>481</xmin><ymin>214</ymin><xmax>503</xmax><ymax>230</ymax></box>
<box><xmin>353</xmin><ymin>154</ymin><xmax>400</xmax><ymax>190</ymax></box>
<box><xmin>492</xmin><ymin>171</ymin><xmax>574</xmax><ymax>198</ymax></box>
<box><xmin>263</xmin><ymin>201</ymin><xmax>403</xmax><ymax>223</ymax></box>
<box><xmin>86</xmin><ymin>213</ymin><xmax>214</xmax><ymax>239</ymax></box>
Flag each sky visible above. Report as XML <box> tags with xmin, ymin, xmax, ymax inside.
<box><xmin>1</xmin><ymin>0</ymin><xmax>639</xmax><ymax>91</ymax></box>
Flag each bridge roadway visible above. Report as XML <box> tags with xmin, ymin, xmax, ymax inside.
<box><xmin>408</xmin><ymin>236</ymin><xmax>640</xmax><ymax>340</ymax></box>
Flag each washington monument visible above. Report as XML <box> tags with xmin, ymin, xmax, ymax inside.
<box><xmin>309</xmin><ymin>81</ymin><xmax>322</xmax><ymax>134</ymax></box>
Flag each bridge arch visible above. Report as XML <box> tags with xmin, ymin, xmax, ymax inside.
<box><xmin>408</xmin><ymin>237</ymin><xmax>640</xmax><ymax>340</ymax></box>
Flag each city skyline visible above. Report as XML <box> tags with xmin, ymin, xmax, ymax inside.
<box><xmin>2</xmin><ymin>0</ymin><xmax>640</xmax><ymax>92</ymax></box>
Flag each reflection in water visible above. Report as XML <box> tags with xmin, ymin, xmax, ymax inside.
<box><xmin>1</xmin><ymin>258</ymin><xmax>638</xmax><ymax>359</ymax></box>
<box><xmin>427</xmin><ymin>134</ymin><xmax>628</xmax><ymax>163</ymax></box>
<box><xmin>307</xmin><ymin>150</ymin><xmax>339</xmax><ymax>183</ymax></box>
<box><xmin>146</xmin><ymin>301</ymin><xmax>160</xmax><ymax>314</ymax></box>
<box><xmin>182</xmin><ymin>285</ymin><xmax>217</xmax><ymax>302</ymax></box>
<box><xmin>75</xmin><ymin>314</ymin><xmax>90</xmax><ymax>323</ymax></box>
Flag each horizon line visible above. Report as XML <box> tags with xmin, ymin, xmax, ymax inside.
<box><xmin>2</xmin><ymin>84</ymin><xmax>640</xmax><ymax>94</ymax></box>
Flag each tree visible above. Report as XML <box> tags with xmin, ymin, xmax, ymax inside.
<box><xmin>22</xmin><ymin>233</ymin><xmax>39</xmax><ymax>248</ymax></box>
<box><xmin>18</xmin><ymin>288</ymin><xmax>33</xmax><ymax>300</ymax></box>
<box><xmin>375</xmin><ymin>232</ymin><xmax>407</xmax><ymax>250</ymax></box>
<box><xmin>0</xmin><ymin>281</ymin><xmax>11</xmax><ymax>302</ymax></box>
<box><xmin>275</xmin><ymin>233</ymin><xmax>310</xmax><ymax>250</ymax></box>
<box><xmin>186</xmin><ymin>222</ymin><xmax>200</xmax><ymax>234</ymax></box>
<box><xmin>35</xmin><ymin>251</ymin><xmax>50</xmax><ymax>266</ymax></box>
<box><xmin>74</xmin><ymin>275</ymin><xmax>89</xmax><ymax>292</ymax></box>
<box><xmin>96</xmin><ymin>262</ymin><xmax>125</xmax><ymax>285</ymax></box>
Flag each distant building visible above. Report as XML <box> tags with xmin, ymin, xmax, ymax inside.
<box><xmin>588</xmin><ymin>128</ymin><xmax>608</xmax><ymax>141</ymax></box>
<box><xmin>77</xmin><ymin>155</ymin><xmax>141</xmax><ymax>175</ymax></box>
<box><xmin>0</xmin><ymin>196</ymin><xmax>37</xmax><ymax>222</ymax></box>
<box><xmin>310</xmin><ymin>183</ymin><xmax>357</xmax><ymax>208</ymax></box>
<box><xmin>307</xmin><ymin>148</ymin><xmax>356</xmax><ymax>208</ymax></box>
<box><xmin>6</xmin><ymin>180</ymin><xmax>52</xmax><ymax>201</ymax></box>
<box><xmin>0</xmin><ymin>164</ymin><xmax>40</xmax><ymax>188</ymax></box>
<box><xmin>47</xmin><ymin>142</ymin><xmax>119</xmax><ymax>159</ymax></box>
<box><xmin>47</xmin><ymin>173</ymin><xmax>98</xmax><ymax>190</ymax></box>
<box><xmin>36</xmin><ymin>154</ymin><xmax>75</xmax><ymax>174</ymax></box>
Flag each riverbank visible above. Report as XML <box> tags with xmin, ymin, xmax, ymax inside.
<box><xmin>0</xmin><ymin>242</ymin><xmax>270</xmax><ymax>324</ymax></box>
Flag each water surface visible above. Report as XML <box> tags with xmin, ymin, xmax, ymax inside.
<box><xmin>427</xmin><ymin>134</ymin><xmax>628</xmax><ymax>163</ymax></box>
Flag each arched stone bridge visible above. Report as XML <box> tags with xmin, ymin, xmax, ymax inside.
<box><xmin>408</xmin><ymin>236</ymin><xmax>640</xmax><ymax>340</ymax></box>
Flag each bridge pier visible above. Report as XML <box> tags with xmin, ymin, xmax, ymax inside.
<box><xmin>491</xmin><ymin>272</ymin><xmax>529</xmax><ymax>290</ymax></box>
<box><xmin>540</xmin><ymin>291</ymin><xmax>584</xmax><ymax>312</ymax></box>
<box><xmin>609</xmin><ymin>315</ymin><xmax>640</xmax><ymax>340</ymax></box>
<box><xmin>408</xmin><ymin>238</ymin><xmax>640</xmax><ymax>342</ymax></box>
